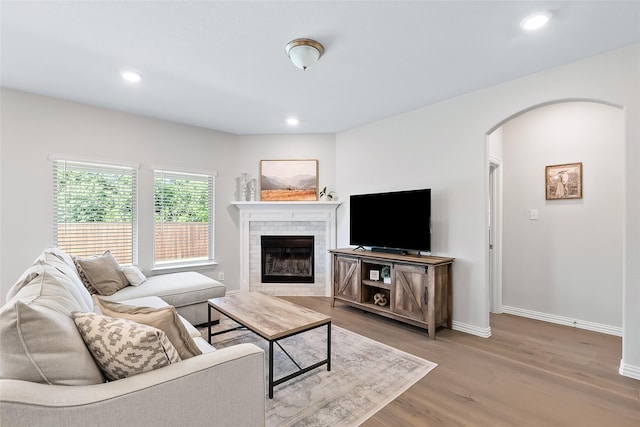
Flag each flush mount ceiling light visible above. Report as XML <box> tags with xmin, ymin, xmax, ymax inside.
<box><xmin>285</xmin><ymin>38</ymin><xmax>324</xmax><ymax>70</ymax></box>
<box><xmin>286</xmin><ymin>117</ymin><xmax>299</xmax><ymax>126</ymax></box>
<box><xmin>520</xmin><ymin>11</ymin><xmax>551</xmax><ymax>31</ymax></box>
<box><xmin>120</xmin><ymin>70</ymin><xmax>142</xmax><ymax>83</ymax></box>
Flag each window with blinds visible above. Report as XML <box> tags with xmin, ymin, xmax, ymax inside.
<box><xmin>53</xmin><ymin>159</ymin><xmax>137</xmax><ymax>265</ymax></box>
<box><xmin>154</xmin><ymin>170</ymin><xmax>215</xmax><ymax>266</ymax></box>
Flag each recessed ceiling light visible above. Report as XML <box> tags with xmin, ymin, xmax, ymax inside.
<box><xmin>120</xmin><ymin>70</ymin><xmax>142</xmax><ymax>83</ymax></box>
<box><xmin>286</xmin><ymin>117</ymin><xmax>299</xmax><ymax>126</ymax></box>
<box><xmin>520</xmin><ymin>11</ymin><xmax>551</xmax><ymax>31</ymax></box>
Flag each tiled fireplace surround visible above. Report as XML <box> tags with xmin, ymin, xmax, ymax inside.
<box><xmin>232</xmin><ymin>201</ymin><xmax>341</xmax><ymax>296</ymax></box>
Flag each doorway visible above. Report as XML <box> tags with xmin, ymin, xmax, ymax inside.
<box><xmin>488</xmin><ymin>159</ymin><xmax>502</xmax><ymax>313</ymax></box>
<box><xmin>486</xmin><ymin>101</ymin><xmax>624</xmax><ymax>335</ymax></box>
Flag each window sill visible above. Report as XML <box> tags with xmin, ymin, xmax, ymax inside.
<box><xmin>151</xmin><ymin>260</ymin><xmax>218</xmax><ymax>274</ymax></box>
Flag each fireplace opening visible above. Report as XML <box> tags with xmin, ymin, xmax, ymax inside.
<box><xmin>261</xmin><ymin>235</ymin><xmax>314</xmax><ymax>283</ymax></box>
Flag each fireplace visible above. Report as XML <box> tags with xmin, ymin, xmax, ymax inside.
<box><xmin>261</xmin><ymin>235</ymin><xmax>314</xmax><ymax>283</ymax></box>
<box><xmin>232</xmin><ymin>200</ymin><xmax>340</xmax><ymax>296</ymax></box>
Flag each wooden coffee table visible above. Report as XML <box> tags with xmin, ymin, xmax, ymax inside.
<box><xmin>207</xmin><ymin>292</ymin><xmax>331</xmax><ymax>398</ymax></box>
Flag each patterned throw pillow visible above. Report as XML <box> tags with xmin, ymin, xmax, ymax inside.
<box><xmin>72</xmin><ymin>311</ymin><xmax>181</xmax><ymax>381</ymax></box>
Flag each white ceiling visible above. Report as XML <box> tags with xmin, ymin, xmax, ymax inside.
<box><xmin>2</xmin><ymin>1</ymin><xmax>639</xmax><ymax>135</ymax></box>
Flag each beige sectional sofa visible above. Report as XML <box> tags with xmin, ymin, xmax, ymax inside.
<box><xmin>0</xmin><ymin>248</ymin><xmax>266</xmax><ymax>426</ymax></box>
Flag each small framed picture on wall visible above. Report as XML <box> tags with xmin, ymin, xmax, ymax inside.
<box><xmin>545</xmin><ymin>162</ymin><xmax>583</xmax><ymax>200</ymax></box>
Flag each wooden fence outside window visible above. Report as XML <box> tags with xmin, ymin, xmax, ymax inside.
<box><xmin>57</xmin><ymin>223</ymin><xmax>209</xmax><ymax>264</ymax></box>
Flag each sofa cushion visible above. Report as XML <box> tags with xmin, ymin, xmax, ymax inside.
<box><xmin>74</xmin><ymin>251</ymin><xmax>129</xmax><ymax>296</ymax></box>
<box><xmin>93</xmin><ymin>296</ymin><xmax>202</xmax><ymax>360</ymax></box>
<box><xmin>72</xmin><ymin>311</ymin><xmax>181</xmax><ymax>381</ymax></box>
<box><xmin>0</xmin><ymin>258</ymin><xmax>104</xmax><ymax>385</ymax></box>
<box><xmin>45</xmin><ymin>249</ymin><xmax>94</xmax><ymax>310</ymax></box>
<box><xmin>6</xmin><ymin>251</ymin><xmax>93</xmax><ymax>312</ymax></box>
<box><xmin>106</xmin><ymin>271</ymin><xmax>225</xmax><ymax>308</ymax></box>
<box><xmin>46</xmin><ymin>246</ymin><xmax>78</xmax><ymax>272</ymax></box>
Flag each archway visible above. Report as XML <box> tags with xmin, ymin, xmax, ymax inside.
<box><xmin>486</xmin><ymin>100</ymin><xmax>624</xmax><ymax>336</ymax></box>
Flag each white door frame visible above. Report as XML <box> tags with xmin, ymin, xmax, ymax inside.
<box><xmin>489</xmin><ymin>157</ymin><xmax>503</xmax><ymax>313</ymax></box>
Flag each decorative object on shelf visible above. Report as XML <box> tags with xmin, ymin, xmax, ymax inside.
<box><xmin>369</xmin><ymin>270</ymin><xmax>380</xmax><ymax>281</ymax></box>
<box><xmin>381</xmin><ymin>266</ymin><xmax>391</xmax><ymax>284</ymax></box>
<box><xmin>260</xmin><ymin>159</ymin><xmax>318</xmax><ymax>201</ymax></box>
<box><xmin>545</xmin><ymin>162</ymin><xmax>582</xmax><ymax>200</ymax></box>
<box><xmin>319</xmin><ymin>186</ymin><xmax>336</xmax><ymax>201</ymax></box>
<box><xmin>373</xmin><ymin>293</ymin><xmax>387</xmax><ymax>306</ymax></box>
<box><xmin>285</xmin><ymin>38</ymin><xmax>324</xmax><ymax>71</ymax></box>
<box><xmin>249</xmin><ymin>179</ymin><xmax>257</xmax><ymax>201</ymax></box>
<box><xmin>238</xmin><ymin>172</ymin><xmax>249</xmax><ymax>201</ymax></box>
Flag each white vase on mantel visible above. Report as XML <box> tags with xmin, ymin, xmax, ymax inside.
<box><xmin>238</xmin><ymin>173</ymin><xmax>248</xmax><ymax>201</ymax></box>
<box><xmin>249</xmin><ymin>179</ymin><xmax>256</xmax><ymax>201</ymax></box>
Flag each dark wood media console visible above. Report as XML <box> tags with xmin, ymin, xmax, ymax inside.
<box><xmin>330</xmin><ymin>248</ymin><xmax>454</xmax><ymax>339</ymax></box>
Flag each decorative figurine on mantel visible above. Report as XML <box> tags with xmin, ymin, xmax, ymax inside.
<box><xmin>238</xmin><ymin>173</ymin><xmax>249</xmax><ymax>201</ymax></box>
<box><xmin>318</xmin><ymin>186</ymin><xmax>336</xmax><ymax>201</ymax></box>
<box><xmin>249</xmin><ymin>179</ymin><xmax>257</xmax><ymax>201</ymax></box>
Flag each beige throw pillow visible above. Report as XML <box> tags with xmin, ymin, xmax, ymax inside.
<box><xmin>122</xmin><ymin>265</ymin><xmax>146</xmax><ymax>286</ymax></box>
<box><xmin>72</xmin><ymin>311</ymin><xmax>181</xmax><ymax>381</ymax></box>
<box><xmin>0</xmin><ymin>261</ymin><xmax>104</xmax><ymax>385</ymax></box>
<box><xmin>93</xmin><ymin>296</ymin><xmax>201</xmax><ymax>360</ymax></box>
<box><xmin>73</xmin><ymin>255</ymin><xmax>98</xmax><ymax>295</ymax></box>
<box><xmin>74</xmin><ymin>251</ymin><xmax>129</xmax><ymax>296</ymax></box>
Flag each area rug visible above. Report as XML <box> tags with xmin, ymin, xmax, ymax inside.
<box><xmin>203</xmin><ymin>317</ymin><xmax>437</xmax><ymax>426</ymax></box>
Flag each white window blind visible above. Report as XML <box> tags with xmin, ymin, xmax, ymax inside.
<box><xmin>154</xmin><ymin>170</ymin><xmax>215</xmax><ymax>266</ymax></box>
<box><xmin>53</xmin><ymin>159</ymin><xmax>137</xmax><ymax>265</ymax></box>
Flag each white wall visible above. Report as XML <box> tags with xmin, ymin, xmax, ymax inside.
<box><xmin>336</xmin><ymin>43</ymin><xmax>640</xmax><ymax>376</ymax></box>
<box><xmin>0</xmin><ymin>89</ymin><xmax>240</xmax><ymax>298</ymax></box>
<box><xmin>502</xmin><ymin>102</ymin><xmax>624</xmax><ymax>330</ymax></box>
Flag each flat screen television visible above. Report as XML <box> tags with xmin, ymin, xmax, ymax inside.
<box><xmin>350</xmin><ymin>188</ymin><xmax>431</xmax><ymax>254</ymax></box>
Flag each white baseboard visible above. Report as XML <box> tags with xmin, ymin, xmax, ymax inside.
<box><xmin>452</xmin><ymin>320</ymin><xmax>492</xmax><ymax>338</ymax></box>
<box><xmin>619</xmin><ymin>359</ymin><xmax>640</xmax><ymax>380</ymax></box>
<box><xmin>501</xmin><ymin>305</ymin><xmax>622</xmax><ymax>337</ymax></box>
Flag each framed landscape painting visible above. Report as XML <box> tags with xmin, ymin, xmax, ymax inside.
<box><xmin>545</xmin><ymin>162</ymin><xmax>583</xmax><ymax>200</ymax></box>
<box><xmin>260</xmin><ymin>159</ymin><xmax>318</xmax><ymax>201</ymax></box>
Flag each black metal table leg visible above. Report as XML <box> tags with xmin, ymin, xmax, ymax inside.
<box><xmin>327</xmin><ymin>321</ymin><xmax>331</xmax><ymax>371</ymax></box>
<box><xmin>269</xmin><ymin>340</ymin><xmax>274</xmax><ymax>399</ymax></box>
<box><xmin>207</xmin><ymin>305</ymin><xmax>212</xmax><ymax>344</ymax></box>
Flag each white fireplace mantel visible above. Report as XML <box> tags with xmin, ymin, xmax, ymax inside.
<box><xmin>231</xmin><ymin>201</ymin><xmax>341</xmax><ymax>295</ymax></box>
<box><xmin>231</xmin><ymin>200</ymin><xmax>341</xmax><ymax>208</ymax></box>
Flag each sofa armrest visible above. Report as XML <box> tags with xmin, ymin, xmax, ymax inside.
<box><xmin>0</xmin><ymin>343</ymin><xmax>265</xmax><ymax>427</ymax></box>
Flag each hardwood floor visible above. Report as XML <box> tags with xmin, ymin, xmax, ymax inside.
<box><xmin>281</xmin><ymin>296</ymin><xmax>640</xmax><ymax>427</ymax></box>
